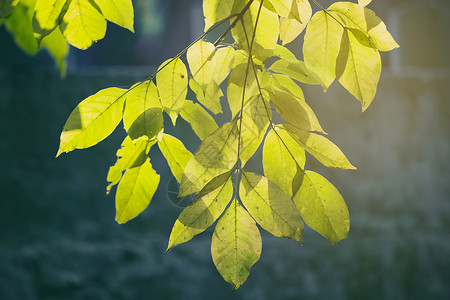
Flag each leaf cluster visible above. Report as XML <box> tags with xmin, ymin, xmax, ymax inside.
<box><xmin>55</xmin><ymin>0</ymin><xmax>398</xmax><ymax>289</ymax></box>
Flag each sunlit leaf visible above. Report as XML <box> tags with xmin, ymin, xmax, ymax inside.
<box><xmin>261</xmin><ymin>72</ymin><xmax>304</xmax><ymax>99</ymax></box>
<box><xmin>5</xmin><ymin>2</ymin><xmax>38</xmax><ymax>54</ymax></box>
<box><xmin>32</xmin><ymin>0</ymin><xmax>70</xmax><ymax>43</ymax></box>
<box><xmin>203</xmin><ymin>0</ymin><xmax>234</xmax><ymax>31</ymax></box>
<box><xmin>189</xmin><ymin>78</ymin><xmax>223</xmax><ymax>114</ymax></box>
<box><xmin>0</xmin><ymin>0</ymin><xmax>19</xmax><ymax>18</ymax></box>
<box><xmin>358</xmin><ymin>0</ymin><xmax>372</xmax><ymax>6</ymax></box>
<box><xmin>60</xmin><ymin>0</ymin><xmax>107</xmax><ymax>49</ymax></box>
<box><xmin>212</xmin><ymin>199</ymin><xmax>261</xmax><ymax>290</ymax></box>
<box><xmin>263</xmin><ymin>127</ymin><xmax>306</xmax><ymax>197</ymax></box>
<box><xmin>336</xmin><ymin>28</ymin><xmax>381</xmax><ymax>111</ymax></box>
<box><xmin>187</xmin><ymin>40</ymin><xmax>216</xmax><ymax>87</ymax></box>
<box><xmin>227</xmin><ymin>63</ymin><xmax>260</xmax><ymax>118</ymax></box>
<box><xmin>283</xmin><ymin>124</ymin><xmax>356</xmax><ymax>170</ymax></box>
<box><xmin>266</xmin><ymin>85</ymin><xmax>325</xmax><ymax>133</ymax></box>
<box><xmin>181</xmin><ymin>100</ymin><xmax>218</xmax><ymax>140</ymax></box>
<box><xmin>213</xmin><ymin>46</ymin><xmax>236</xmax><ymax>84</ymax></box>
<box><xmin>115</xmin><ymin>158</ymin><xmax>159</xmax><ymax>224</ymax></box>
<box><xmin>158</xmin><ymin>134</ymin><xmax>193</xmax><ymax>183</ymax></box>
<box><xmin>303</xmin><ymin>10</ymin><xmax>343</xmax><ymax>91</ymax></box>
<box><xmin>279</xmin><ymin>0</ymin><xmax>311</xmax><ymax>45</ymax></box>
<box><xmin>107</xmin><ymin>136</ymin><xmax>153</xmax><ymax>194</ymax></box>
<box><xmin>179</xmin><ymin>121</ymin><xmax>238</xmax><ymax>197</ymax></box>
<box><xmin>123</xmin><ymin>80</ymin><xmax>163</xmax><ymax>141</ymax></box>
<box><xmin>57</xmin><ymin>87</ymin><xmax>127</xmax><ymax>156</ymax></box>
<box><xmin>93</xmin><ymin>0</ymin><xmax>134</xmax><ymax>32</ymax></box>
<box><xmin>168</xmin><ymin>171</ymin><xmax>233</xmax><ymax>250</ymax></box>
<box><xmin>40</xmin><ymin>27</ymin><xmax>69</xmax><ymax>75</ymax></box>
<box><xmin>156</xmin><ymin>58</ymin><xmax>188</xmax><ymax>125</ymax></box>
<box><xmin>272</xmin><ymin>44</ymin><xmax>297</xmax><ymax>62</ymax></box>
<box><xmin>240</xmin><ymin>172</ymin><xmax>304</xmax><ymax>242</ymax></box>
<box><xmin>269</xmin><ymin>58</ymin><xmax>322</xmax><ymax>85</ymax></box>
<box><xmin>293</xmin><ymin>171</ymin><xmax>349</xmax><ymax>244</ymax></box>
<box><xmin>330</xmin><ymin>2</ymin><xmax>399</xmax><ymax>51</ymax></box>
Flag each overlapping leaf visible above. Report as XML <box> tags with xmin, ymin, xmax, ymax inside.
<box><xmin>180</xmin><ymin>100</ymin><xmax>218</xmax><ymax>140</ymax></box>
<box><xmin>269</xmin><ymin>58</ymin><xmax>322</xmax><ymax>85</ymax></box>
<box><xmin>279</xmin><ymin>0</ymin><xmax>311</xmax><ymax>45</ymax></box>
<box><xmin>93</xmin><ymin>0</ymin><xmax>134</xmax><ymax>32</ymax></box>
<box><xmin>203</xmin><ymin>0</ymin><xmax>234</xmax><ymax>31</ymax></box>
<box><xmin>158</xmin><ymin>134</ymin><xmax>193</xmax><ymax>183</ymax></box>
<box><xmin>0</xmin><ymin>0</ymin><xmax>19</xmax><ymax>18</ymax></box>
<box><xmin>227</xmin><ymin>63</ymin><xmax>260</xmax><ymax>118</ymax></box>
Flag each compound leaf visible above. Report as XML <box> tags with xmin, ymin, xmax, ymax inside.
<box><xmin>57</xmin><ymin>87</ymin><xmax>127</xmax><ymax>156</ymax></box>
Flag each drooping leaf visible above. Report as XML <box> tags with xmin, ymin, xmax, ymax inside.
<box><xmin>123</xmin><ymin>80</ymin><xmax>163</xmax><ymax>141</ymax></box>
<box><xmin>335</xmin><ymin>28</ymin><xmax>381</xmax><ymax>110</ymax></box>
<box><xmin>268</xmin><ymin>0</ymin><xmax>293</xmax><ymax>19</ymax></box>
<box><xmin>265</xmin><ymin>85</ymin><xmax>325</xmax><ymax>133</ymax></box>
<box><xmin>330</xmin><ymin>2</ymin><xmax>399</xmax><ymax>52</ymax></box>
<box><xmin>212</xmin><ymin>198</ymin><xmax>261</xmax><ymax>290</ymax></box>
<box><xmin>293</xmin><ymin>171</ymin><xmax>349</xmax><ymax>244</ymax></box>
<box><xmin>0</xmin><ymin>0</ymin><xmax>19</xmax><ymax>18</ymax></box>
<box><xmin>107</xmin><ymin>136</ymin><xmax>153</xmax><ymax>194</ymax></box>
<box><xmin>158</xmin><ymin>134</ymin><xmax>193</xmax><ymax>183</ymax></box>
<box><xmin>93</xmin><ymin>0</ymin><xmax>134</xmax><ymax>32</ymax></box>
<box><xmin>57</xmin><ymin>87</ymin><xmax>127</xmax><ymax>156</ymax></box>
<box><xmin>180</xmin><ymin>100</ymin><xmax>218</xmax><ymax>140</ymax></box>
<box><xmin>179</xmin><ymin>121</ymin><xmax>239</xmax><ymax>197</ymax></box>
<box><xmin>283</xmin><ymin>124</ymin><xmax>356</xmax><ymax>170</ymax></box>
<box><xmin>263</xmin><ymin>127</ymin><xmax>306</xmax><ymax>197</ymax></box>
<box><xmin>187</xmin><ymin>40</ymin><xmax>216</xmax><ymax>87</ymax></box>
<box><xmin>167</xmin><ymin>171</ymin><xmax>233</xmax><ymax>250</ymax></box>
<box><xmin>227</xmin><ymin>63</ymin><xmax>260</xmax><ymax>118</ymax></box>
<box><xmin>115</xmin><ymin>158</ymin><xmax>160</xmax><ymax>224</ymax></box>
<box><xmin>60</xmin><ymin>0</ymin><xmax>107</xmax><ymax>49</ymax></box>
<box><xmin>261</xmin><ymin>71</ymin><xmax>304</xmax><ymax>99</ymax></box>
<box><xmin>240</xmin><ymin>172</ymin><xmax>304</xmax><ymax>242</ymax></box>
<box><xmin>279</xmin><ymin>0</ymin><xmax>311</xmax><ymax>45</ymax></box>
<box><xmin>272</xmin><ymin>44</ymin><xmax>298</xmax><ymax>62</ymax></box>
<box><xmin>157</xmin><ymin>58</ymin><xmax>188</xmax><ymax>125</ymax></box>
<box><xmin>213</xmin><ymin>46</ymin><xmax>236</xmax><ymax>84</ymax></box>
<box><xmin>269</xmin><ymin>58</ymin><xmax>322</xmax><ymax>85</ymax></box>
<box><xmin>40</xmin><ymin>27</ymin><xmax>69</xmax><ymax>75</ymax></box>
<box><xmin>203</xmin><ymin>0</ymin><xmax>234</xmax><ymax>31</ymax></box>
<box><xmin>303</xmin><ymin>10</ymin><xmax>343</xmax><ymax>91</ymax></box>
<box><xmin>239</xmin><ymin>94</ymin><xmax>270</xmax><ymax>166</ymax></box>
<box><xmin>32</xmin><ymin>0</ymin><xmax>70</xmax><ymax>43</ymax></box>
<box><xmin>231</xmin><ymin>0</ymin><xmax>279</xmax><ymax>61</ymax></box>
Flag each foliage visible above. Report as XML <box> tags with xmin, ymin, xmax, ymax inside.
<box><xmin>12</xmin><ymin>0</ymin><xmax>397</xmax><ymax>289</ymax></box>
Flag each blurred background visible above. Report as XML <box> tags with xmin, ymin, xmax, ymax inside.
<box><xmin>1</xmin><ymin>0</ymin><xmax>449</xmax><ymax>299</ymax></box>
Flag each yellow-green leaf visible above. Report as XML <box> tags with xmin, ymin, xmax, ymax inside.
<box><xmin>336</xmin><ymin>28</ymin><xmax>381</xmax><ymax>110</ymax></box>
<box><xmin>107</xmin><ymin>136</ymin><xmax>153</xmax><ymax>194</ymax></box>
<box><xmin>293</xmin><ymin>171</ymin><xmax>349</xmax><ymax>244</ymax></box>
<box><xmin>180</xmin><ymin>100</ymin><xmax>218</xmax><ymax>140</ymax></box>
<box><xmin>231</xmin><ymin>1</ymin><xmax>279</xmax><ymax>61</ymax></box>
<box><xmin>156</xmin><ymin>58</ymin><xmax>188</xmax><ymax>125</ymax></box>
<box><xmin>40</xmin><ymin>27</ymin><xmax>69</xmax><ymax>75</ymax></box>
<box><xmin>60</xmin><ymin>0</ymin><xmax>106</xmax><ymax>49</ymax></box>
<box><xmin>330</xmin><ymin>2</ymin><xmax>399</xmax><ymax>52</ymax></box>
<box><xmin>187</xmin><ymin>40</ymin><xmax>216</xmax><ymax>87</ymax></box>
<box><xmin>212</xmin><ymin>199</ymin><xmax>261</xmax><ymax>290</ymax></box>
<box><xmin>168</xmin><ymin>171</ymin><xmax>233</xmax><ymax>250</ymax></box>
<box><xmin>266</xmin><ymin>85</ymin><xmax>325</xmax><ymax>133</ymax></box>
<box><xmin>115</xmin><ymin>158</ymin><xmax>159</xmax><ymax>224</ymax></box>
<box><xmin>124</xmin><ymin>80</ymin><xmax>163</xmax><ymax>141</ymax></box>
<box><xmin>279</xmin><ymin>0</ymin><xmax>311</xmax><ymax>45</ymax></box>
<box><xmin>5</xmin><ymin>2</ymin><xmax>38</xmax><ymax>54</ymax></box>
<box><xmin>179</xmin><ymin>121</ymin><xmax>238</xmax><ymax>197</ymax></box>
<box><xmin>32</xmin><ymin>0</ymin><xmax>70</xmax><ymax>43</ymax></box>
<box><xmin>272</xmin><ymin>44</ymin><xmax>297</xmax><ymax>62</ymax></box>
<box><xmin>283</xmin><ymin>124</ymin><xmax>356</xmax><ymax>170</ymax></box>
<box><xmin>57</xmin><ymin>87</ymin><xmax>127</xmax><ymax>156</ymax></box>
<box><xmin>303</xmin><ymin>10</ymin><xmax>343</xmax><ymax>91</ymax></box>
<box><xmin>189</xmin><ymin>78</ymin><xmax>223</xmax><ymax>114</ymax></box>
<box><xmin>269</xmin><ymin>58</ymin><xmax>322</xmax><ymax>85</ymax></box>
<box><xmin>240</xmin><ymin>172</ymin><xmax>304</xmax><ymax>242</ymax></box>
<box><xmin>263</xmin><ymin>127</ymin><xmax>306</xmax><ymax>197</ymax></box>
<box><xmin>213</xmin><ymin>46</ymin><xmax>236</xmax><ymax>84</ymax></box>
<box><xmin>203</xmin><ymin>0</ymin><xmax>234</xmax><ymax>31</ymax></box>
<box><xmin>0</xmin><ymin>0</ymin><xmax>19</xmax><ymax>18</ymax></box>
<box><xmin>261</xmin><ymin>72</ymin><xmax>305</xmax><ymax>100</ymax></box>
<box><xmin>93</xmin><ymin>0</ymin><xmax>134</xmax><ymax>32</ymax></box>
<box><xmin>158</xmin><ymin>134</ymin><xmax>193</xmax><ymax>183</ymax></box>
<box><xmin>227</xmin><ymin>63</ymin><xmax>260</xmax><ymax>118</ymax></box>
<box><xmin>358</xmin><ymin>0</ymin><xmax>372</xmax><ymax>6</ymax></box>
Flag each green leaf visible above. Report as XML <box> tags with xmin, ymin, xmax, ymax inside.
<box><xmin>107</xmin><ymin>136</ymin><xmax>153</xmax><ymax>194</ymax></box>
<box><xmin>32</xmin><ymin>0</ymin><xmax>70</xmax><ymax>43</ymax></box>
<box><xmin>203</xmin><ymin>0</ymin><xmax>234</xmax><ymax>31</ymax></box>
<box><xmin>0</xmin><ymin>0</ymin><xmax>19</xmax><ymax>18</ymax></box>
<box><xmin>268</xmin><ymin>0</ymin><xmax>293</xmax><ymax>19</ymax></box>
<box><xmin>227</xmin><ymin>63</ymin><xmax>260</xmax><ymax>118</ymax></box>
<box><xmin>180</xmin><ymin>100</ymin><xmax>218</xmax><ymax>140</ymax></box>
<box><xmin>358</xmin><ymin>0</ymin><xmax>372</xmax><ymax>6</ymax></box>
<box><xmin>239</xmin><ymin>94</ymin><xmax>270</xmax><ymax>167</ymax></box>
<box><xmin>60</xmin><ymin>0</ymin><xmax>107</xmax><ymax>49</ymax></box>
<box><xmin>115</xmin><ymin>158</ymin><xmax>160</xmax><ymax>224</ymax></box>
<box><xmin>212</xmin><ymin>46</ymin><xmax>236</xmax><ymax>84</ymax></box>
<box><xmin>167</xmin><ymin>171</ymin><xmax>233</xmax><ymax>250</ymax></box>
<box><xmin>303</xmin><ymin>10</ymin><xmax>343</xmax><ymax>91</ymax></box>
<box><xmin>93</xmin><ymin>0</ymin><xmax>134</xmax><ymax>32</ymax></box>
<box><xmin>187</xmin><ymin>40</ymin><xmax>216</xmax><ymax>87</ymax></box>
<box><xmin>57</xmin><ymin>87</ymin><xmax>127</xmax><ymax>156</ymax></box>
<box><xmin>189</xmin><ymin>77</ymin><xmax>223</xmax><ymax>115</ymax></box>
<box><xmin>156</xmin><ymin>58</ymin><xmax>188</xmax><ymax>125</ymax></box>
<box><xmin>40</xmin><ymin>27</ymin><xmax>69</xmax><ymax>75</ymax></box>
<box><xmin>263</xmin><ymin>127</ymin><xmax>306</xmax><ymax>197</ymax></box>
<box><xmin>283</xmin><ymin>124</ymin><xmax>356</xmax><ymax>170</ymax></box>
<box><xmin>293</xmin><ymin>171</ymin><xmax>349</xmax><ymax>244</ymax></box>
<box><xmin>231</xmin><ymin>1</ymin><xmax>279</xmax><ymax>61</ymax></box>
<box><xmin>336</xmin><ymin>28</ymin><xmax>381</xmax><ymax>111</ymax></box>
<box><xmin>279</xmin><ymin>0</ymin><xmax>311</xmax><ymax>45</ymax></box>
<box><xmin>5</xmin><ymin>2</ymin><xmax>38</xmax><ymax>54</ymax></box>
<box><xmin>158</xmin><ymin>134</ymin><xmax>193</xmax><ymax>183</ymax></box>
<box><xmin>272</xmin><ymin>44</ymin><xmax>298</xmax><ymax>62</ymax></box>
<box><xmin>212</xmin><ymin>198</ymin><xmax>261</xmax><ymax>290</ymax></box>
<box><xmin>266</xmin><ymin>85</ymin><xmax>325</xmax><ymax>133</ymax></box>
<box><xmin>330</xmin><ymin>2</ymin><xmax>399</xmax><ymax>52</ymax></box>
<box><xmin>261</xmin><ymin>71</ymin><xmax>305</xmax><ymax>100</ymax></box>
<box><xmin>179</xmin><ymin>121</ymin><xmax>239</xmax><ymax>197</ymax></box>
<box><xmin>269</xmin><ymin>58</ymin><xmax>322</xmax><ymax>85</ymax></box>
<box><xmin>123</xmin><ymin>81</ymin><xmax>163</xmax><ymax>141</ymax></box>
<box><xmin>240</xmin><ymin>171</ymin><xmax>304</xmax><ymax>242</ymax></box>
